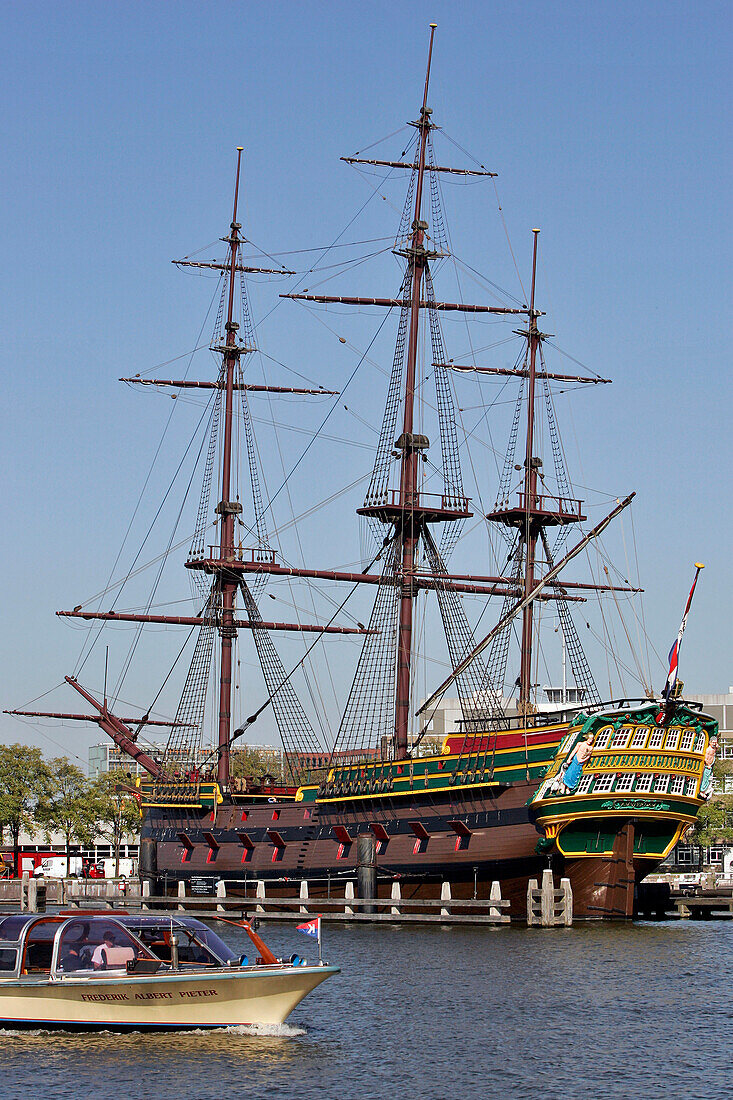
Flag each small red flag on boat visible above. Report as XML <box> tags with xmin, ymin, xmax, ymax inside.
<box><xmin>296</xmin><ymin>916</ymin><xmax>321</xmax><ymax>938</ymax></box>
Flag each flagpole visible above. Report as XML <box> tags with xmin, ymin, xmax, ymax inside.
<box><xmin>656</xmin><ymin>562</ymin><xmax>704</xmax><ymax>722</ymax></box>
<box><xmin>317</xmin><ymin>915</ymin><xmax>323</xmax><ymax>965</ymax></box>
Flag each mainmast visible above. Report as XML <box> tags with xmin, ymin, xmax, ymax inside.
<box><xmin>394</xmin><ymin>24</ymin><xmax>437</xmax><ymax>758</ymax></box>
<box><xmin>519</xmin><ymin>230</ymin><xmax>541</xmax><ymax>712</ymax></box>
<box><xmin>215</xmin><ymin>147</ymin><xmax>245</xmax><ymax>787</ymax></box>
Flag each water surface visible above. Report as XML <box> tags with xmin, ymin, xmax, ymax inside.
<box><xmin>0</xmin><ymin>920</ymin><xmax>729</xmax><ymax>1100</ymax></box>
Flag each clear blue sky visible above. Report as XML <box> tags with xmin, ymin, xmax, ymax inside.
<box><xmin>1</xmin><ymin>1</ymin><xmax>730</xmax><ymax>765</ymax></box>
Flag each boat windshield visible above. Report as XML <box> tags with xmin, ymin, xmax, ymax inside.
<box><xmin>55</xmin><ymin>919</ymin><xmax>149</xmax><ymax>973</ymax></box>
<box><xmin>121</xmin><ymin>918</ymin><xmax>238</xmax><ymax>966</ymax></box>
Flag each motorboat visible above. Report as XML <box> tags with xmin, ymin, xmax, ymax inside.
<box><xmin>0</xmin><ymin>913</ymin><xmax>337</xmax><ymax>1030</ymax></box>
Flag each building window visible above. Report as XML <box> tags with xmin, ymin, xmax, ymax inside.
<box><xmin>685</xmin><ymin>777</ymin><xmax>698</xmax><ymax>797</ymax></box>
<box><xmin>635</xmin><ymin>773</ymin><xmax>654</xmax><ymax>793</ymax></box>
<box><xmin>615</xmin><ymin>774</ymin><xmax>635</xmax><ymax>793</ymax></box>
<box><xmin>680</xmin><ymin>729</ymin><xmax>695</xmax><ymax>751</ymax></box>
<box><xmin>591</xmin><ymin>774</ymin><xmax>616</xmax><ymax>793</ymax></box>
<box><xmin>577</xmin><ymin>774</ymin><xmax>593</xmax><ymax>794</ymax></box>
<box><xmin>670</xmin><ymin>776</ymin><xmax>685</xmax><ymax>795</ymax></box>
<box><xmin>630</xmin><ymin>727</ymin><xmax>649</xmax><ymax>749</ymax></box>
<box><xmin>611</xmin><ymin>729</ymin><xmax>630</xmax><ymax>749</ymax></box>
<box><xmin>664</xmin><ymin>728</ymin><xmax>681</xmax><ymax>751</ymax></box>
<box><xmin>648</xmin><ymin>730</ymin><xmax>664</xmax><ymax>750</ymax></box>
<box><xmin>677</xmin><ymin>847</ymin><xmax>696</xmax><ymax>864</ymax></box>
<box><xmin>653</xmin><ymin>775</ymin><xmax>670</xmax><ymax>793</ymax></box>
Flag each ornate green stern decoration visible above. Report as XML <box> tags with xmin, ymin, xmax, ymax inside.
<box><xmin>528</xmin><ymin>700</ymin><xmax>718</xmax><ymax>861</ymax></box>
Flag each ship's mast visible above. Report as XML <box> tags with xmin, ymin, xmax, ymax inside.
<box><xmin>394</xmin><ymin>24</ymin><xmax>437</xmax><ymax>757</ymax></box>
<box><xmin>215</xmin><ymin>147</ymin><xmax>245</xmax><ymax>788</ymax></box>
<box><xmin>519</xmin><ymin>229</ymin><xmax>541</xmax><ymax>711</ymax></box>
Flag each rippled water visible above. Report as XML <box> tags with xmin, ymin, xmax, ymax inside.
<box><xmin>0</xmin><ymin>920</ymin><xmax>730</xmax><ymax>1100</ymax></box>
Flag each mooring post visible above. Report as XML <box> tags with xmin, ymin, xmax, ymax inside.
<box><xmin>141</xmin><ymin>879</ymin><xmax>151</xmax><ymax>910</ymax></box>
<box><xmin>541</xmin><ymin>868</ymin><xmax>554</xmax><ymax>926</ymax></box>
<box><xmin>440</xmin><ymin>881</ymin><xmax>451</xmax><ymax>918</ymax></box>
<box><xmin>390</xmin><ymin>881</ymin><xmax>401</xmax><ymax>916</ymax></box>
<box><xmin>357</xmin><ymin>832</ymin><xmax>377</xmax><ymax>914</ymax></box>
<box><xmin>106</xmin><ymin>879</ymin><xmax>116</xmax><ymax>906</ymax></box>
<box><xmin>27</xmin><ymin>876</ymin><xmax>37</xmax><ymax>913</ymax></box>
<box><xmin>177</xmin><ymin>879</ymin><xmax>186</xmax><ymax>912</ymax></box>
<box><xmin>255</xmin><ymin>880</ymin><xmax>266</xmax><ymax>913</ymax></box>
<box><xmin>216</xmin><ymin>879</ymin><xmax>227</xmax><ymax>913</ymax></box>
<box><xmin>527</xmin><ymin>878</ymin><xmax>539</xmax><ymax>926</ymax></box>
<box><xmin>139</xmin><ymin>836</ymin><xmax>157</xmax><ymax>897</ymax></box>
<box><xmin>345</xmin><ymin>880</ymin><xmax>355</xmax><ymax>915</ymax></box>
<box><xmin>489</xmin><ymin>880</ymin><xmax>502</xmax><ymax>921</ymax></box>
<box><xmin>20</xmin><ymin>871</ymin><xmax>29</xmax><ymax>912</ymax></box>
<box><xmin>560</xmin><ymin>877</ymin><xmax>573</xmax><ymax>926</ymax></box>
<box><xmin>299</xmin><ymin>879</ymin><xmax>309</xmax><ymax>914</ymax></box>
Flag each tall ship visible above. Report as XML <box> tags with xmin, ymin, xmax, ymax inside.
<box><xmin>9</xmin><ymin>27</ymin><xmax>717</xmax><ymax>919</ymax></box>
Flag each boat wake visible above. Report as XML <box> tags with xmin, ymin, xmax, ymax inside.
<box><xmin>222</xmin><ymin>1023</ymin><xmax>307</xmax><ymax>1038</ymax></box>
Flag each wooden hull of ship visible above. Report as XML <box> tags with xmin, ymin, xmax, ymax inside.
<box><xmin>141</xmin><ymin>784</ymin><xmax>658</xmax><ymax>920</ymax></box>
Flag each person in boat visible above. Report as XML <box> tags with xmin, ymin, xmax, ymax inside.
<box><xmin>700</xmin><ymin>737</ymin><xmax>719</xmax><ymax>800</ymax></box>
<box><xmin>60</xmin><ymin>931</ymin><xmax>87</xmax><ymax>971</ymax></box>
<box><xmin>560</xmin><ymin>732</ymin><xmax>595</xmax><ymax>794</ymax></box>
<box><xmin>92</xmin><ymin>928</ymin><xmax>135</xmax><ymax>970</ymax></box>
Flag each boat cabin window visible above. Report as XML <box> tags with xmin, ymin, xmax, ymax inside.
<box><xmin>611</xmin><ymin>728</ymin><xmax>631</xmax><ymax>749</ymax></box>
<box><xmin>634</xmin><ymin>774</ymin><xmax>654</xmax><ymax>792</ymax></box>
<box><xmin>55</xmin><ymin>920</ymin><xmax>144</xmax><ymax>973</ymax></box>
<box><xmin>670</xmin><ymin>776</ymin><xmax>685</xmax><ymax>795</ymax></box>
<box><xmin>21</xmin><ymin>919</ymin><xmax>63</xmax><ymax>974</ymax></box>
<box><xmin>615</xmin><ymin>773</ymin><xmax>635</xmax><ymax>792</ymax></box>
<box><xmin>0</xmin><ymin>916</ymin><xmax>35</xmax><ymax>942</ymax></box>
<box><xmin>0</xmin><ymin>948</ymin><xmax>18</xmax><ymax>973</ymax></box>
<box><xmin>685</xmin><ymin>778</ymin><xmax>697</xmax><ymax>797</ymax></box>
<box><xmin>647</xmin><ymin>730</ymin><xmax>664</xmax><ymax>750</ymax></box>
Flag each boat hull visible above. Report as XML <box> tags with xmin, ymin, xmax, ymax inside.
<box><xmin>141</xmin><ymin>782</ymin><xmax>663</xmax><ymax>919</ymax></box>
<box><xmin>0</xmin><ymin>965</ymin><xmax>337</xmax><ymax>1030</ymax></box>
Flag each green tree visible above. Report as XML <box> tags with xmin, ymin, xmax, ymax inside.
<box><xmin>690</xmin><ymin>760</ymin><xmax>733</xmax><ymax>870</ymax></box>
<box><xmin>229</xmin><ymin>746</ymin><xmax>284</xmax><ymax>783</ymax></box>
<box><xmin>92</xmin><ymin>771</ymin><xmax>141</xmax><ymax>876</ymax></box>
<box><xmin>0</xmin><ymin>744</ymin><xmax>52</xmax><ymax>876</ymax></box>
<box><xmin>39</xmin><ymin>758</ymin><xmax>101</xmax><ymax>876</ymax></box>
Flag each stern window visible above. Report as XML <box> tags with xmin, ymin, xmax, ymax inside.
<box><xmin>630</xmin><ymin>727</ymin><xmax>649</xmax><ymax>749</ymax></box>
<box><xmin>614</xmin><ymin>774</ymin><xmax>635</xmax><ymax>793</ymax></box>
<box><xmin>653</xmin><ymin>775</ymin><xmax>670</xmax><ymax>793</ymax></box>
<box><xmin>635</xmin><ymin>774</ymin><xmax>654</xmax><ymax>793</ymax></box>
<box><xmin>664</xmin><ymin>729</ymin><xmax>681</xmax><ymax>751</ymax></box>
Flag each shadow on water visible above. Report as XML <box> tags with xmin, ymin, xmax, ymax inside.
<box><xmin>1</xmin><ymin>921</ymin><xmax>731</xmax><ymax>1100</ymax></box>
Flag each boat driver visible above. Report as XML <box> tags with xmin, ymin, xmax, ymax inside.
<box><xmin>92</xmin><ymin>928</ymin><xmax>135</xmax><ymax>970</ymax></box>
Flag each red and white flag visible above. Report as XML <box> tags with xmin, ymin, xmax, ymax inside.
<box><xmin>296</xmin><ymin>916</ymin><xmax>321</xmax><ymax>938</ymax></box>
<box><xmin>658</xmin><ymin>563</ymin><xmax>704</xmax><ymax>713</ymax></box>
